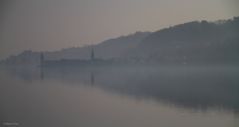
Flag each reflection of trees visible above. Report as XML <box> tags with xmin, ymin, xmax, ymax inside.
<box><xmin>5</xmin><ymin>66</ymin><xmax>239</xmax><ymax>113</ymax></box>
<box><xmin>90</xmin><ymin>72</ymin><xmax>94</xmax><ymax>85</ymax></box>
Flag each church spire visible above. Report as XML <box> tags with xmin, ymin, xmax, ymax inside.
<box><xmin>91</xmin><ymin>48</ymin><xmax>95</xmax><ymax>61</ymax></box>
<box><xmin>40</xmin><ymin>52</ymin><xmax>44</xmax><ymax>66</ymax></box>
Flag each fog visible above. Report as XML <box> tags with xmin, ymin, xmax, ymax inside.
<box><xmin>1</xmin><ymin>65</ymin><xmax>239</xmax><ymax>127</ymax></box>
<box><xmin>0</xmin><ymin>0</ymin><xmax>238</xmax><ymax>59</ymax></box>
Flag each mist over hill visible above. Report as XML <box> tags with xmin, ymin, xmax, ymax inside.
<box><xmin>2</xmin><ymin>32</ymin><xmax>150</xmax><ymax>66</ymax></box>
<box><xmin>128</xmin><ymin>17</ymin><xmax>239</xmax><ymax>65</ymax></box>
<box><xmin>46</xmin><ymin>31</ymin><xmax>150</xmax><ymax>60</ymax></box>
<box><xmin>2</xmin><ymin>17</ymin><xmax>239</xmax><ymax>66</ymax></box>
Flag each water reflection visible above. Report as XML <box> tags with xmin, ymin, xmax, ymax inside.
<box><xmin>2</xmin><ymin>66</ymin><xmax>239</xmax><ymax>114</ymax></box>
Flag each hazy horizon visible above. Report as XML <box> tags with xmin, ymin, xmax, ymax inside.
<box><xmin>1</xmin><ymin>1</ymin><xmax>239</xmax><ymax>126</ymax></box>
<box><xmin>0</xmin><ymin>0</ymin><xmax>239</xmax><ymax>59</ymax></box>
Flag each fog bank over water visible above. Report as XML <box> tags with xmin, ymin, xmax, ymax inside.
<box><xmin>1</xmin><ymin>1</ymin><xmax>239</xmax><ymax>126</ymax></box>
<box><xmin>0</xmin><ymin>66</ymin><xmax>239</xmax><ymax>127</ymax></box>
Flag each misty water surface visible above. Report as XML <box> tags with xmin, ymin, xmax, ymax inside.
<box><xmin>0</xmin><ymin>66</ymin><xmax>239</xmax><ymax>127</ymax></box>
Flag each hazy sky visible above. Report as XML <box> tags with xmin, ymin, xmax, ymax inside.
<box><xmin>0</xmin><ymin>0</ymin><xmax>238</xmax><ymax>59</ymax></box>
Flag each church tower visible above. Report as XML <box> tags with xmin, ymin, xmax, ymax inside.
<box><xmin>91</xmin><ymin>48</ymin><xmax>95</xmax><ymax>61</ymax></box>
<box><xmin>40</xmin><ymin>52</ymin><xmax>44</xmax><ymax>66</ymax></box>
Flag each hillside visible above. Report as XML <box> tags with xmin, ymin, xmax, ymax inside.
<box><xmin>1</xmin><ymin>32</ymin><xmax>150</xmax><ymax>66</ymax></box>
<box><xmin>2</xmin><ymin>17</ymin><xmax>239</xmax><ymax>66</ymax></box>
<box><xmin>128</xmin><ymin>17</ymin><xmax>239</xmax><ymax>65</ymax></box>
<box><xmin>46</xmin><ymin>31</ymin><xmax>150</xmax><ymax>60</ymax></box>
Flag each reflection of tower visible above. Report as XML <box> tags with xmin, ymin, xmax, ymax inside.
<box><xmin>90</xmin><ymin>72</ymin><xmax>95</xmax><ymax>85</ymax></box>
<box><xmin>91</xmin><ymin>48</ymin><xmax>95</xmax><ymax>61</ymax></box>
<box><xmin>40</xmin><ymin>67</ymin><xmax>44</xmax><ymax>80</ymax></box>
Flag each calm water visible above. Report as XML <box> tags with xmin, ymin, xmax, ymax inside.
<box><xmin>0</xmin><ymin>66</ymin><xmax>239</xmax><ymax>127</ymax></box>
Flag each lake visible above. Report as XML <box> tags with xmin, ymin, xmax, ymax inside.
<box><xmin>0</xmin><ymin>66</ymin><xmax>239</xmax><ymax>127</ymax></box>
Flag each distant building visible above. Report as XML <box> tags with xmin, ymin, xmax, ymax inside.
<box><xmin>40</xmin><ymin>52</ymin><xmax>44</xmax><ymax>66</ymax></box>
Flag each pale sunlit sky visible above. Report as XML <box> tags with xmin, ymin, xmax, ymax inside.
<box><xmin>0</xmin><ymin>0</ymin><xmax>238</xmax><ymax>59</ymax></box>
